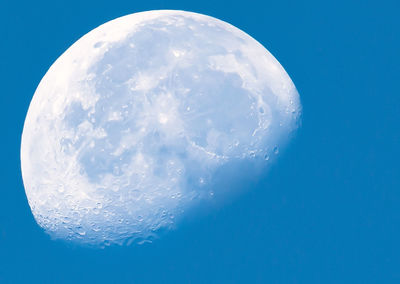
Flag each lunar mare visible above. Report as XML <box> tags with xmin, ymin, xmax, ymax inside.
<box><xmin>21</xmin><ymin>10</ymin><xmax>301</xmax><ymax>246</ymax></box>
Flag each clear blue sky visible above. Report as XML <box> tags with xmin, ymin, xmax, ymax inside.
<box><xmin>1</xmin><ymin>0</ymin><xmax>399</xmax><ymax>283</ymax></box>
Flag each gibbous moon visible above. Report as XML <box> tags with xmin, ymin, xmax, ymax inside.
<box><xmin>21</xmin><ymin>10</ymin><xmax>301</xmax><ymax>246</ymax></box>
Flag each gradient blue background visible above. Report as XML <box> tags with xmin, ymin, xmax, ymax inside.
<box><xmin>1</xmin><ymin>0</ymin><xmax>399</xmax><ymax>283</ymax></box>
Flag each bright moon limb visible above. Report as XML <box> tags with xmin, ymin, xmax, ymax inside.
<box><xmin>21</xmin><ymin>10</ymin><xmax>301</xmax><ymax>247</ymax></box>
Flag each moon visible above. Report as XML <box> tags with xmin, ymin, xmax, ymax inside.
<box><xmin>21</xmin><ymin>10</ymin><xmax>301</xmax><ymax>247</ymax></box>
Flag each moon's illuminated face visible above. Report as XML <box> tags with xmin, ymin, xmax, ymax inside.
<box><xmin>21</xmin><ymin>10</ymin><xmax>301</xmax><ymax>246</ymax></box>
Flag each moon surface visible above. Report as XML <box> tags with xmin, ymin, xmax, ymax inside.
<box><xmin>21</xmin><ymin>10</ymin><xmax>301</xmax><ymax>246</ymax></box>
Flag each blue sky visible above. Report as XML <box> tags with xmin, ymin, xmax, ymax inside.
<box><xmin>1</xmin><ymin>0</ymin><xmax>399</xmax><ymax>283</ymax></box>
